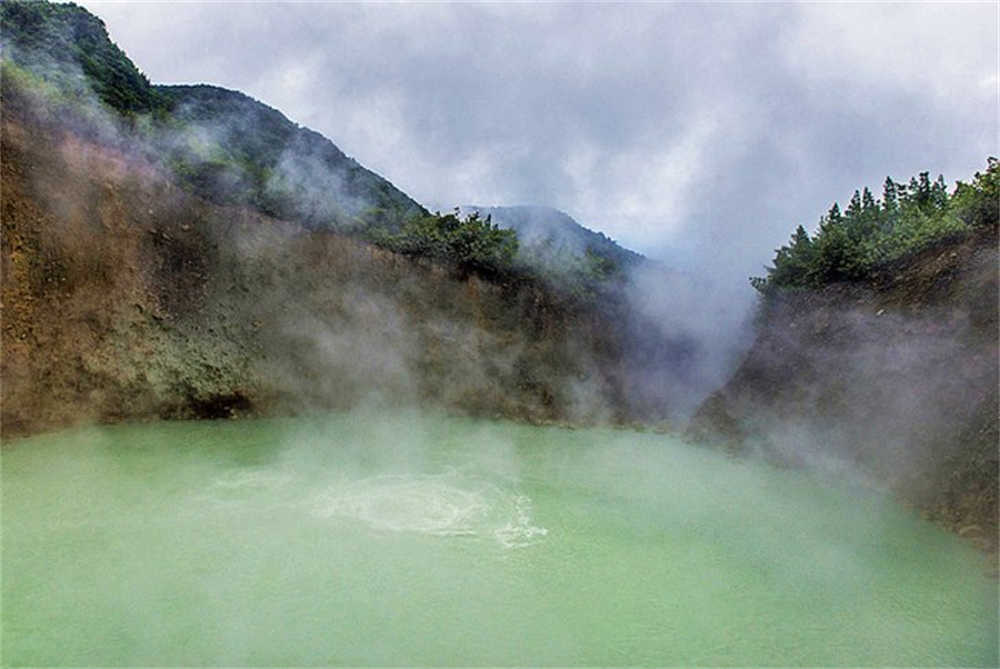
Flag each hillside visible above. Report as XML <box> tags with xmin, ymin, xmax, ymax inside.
<box><xmin>156</xmin><ymin>84</ymin><xmax>426</xmax><ymax>227</ymax></box>
<box><xmin>1</xmin><ymin>1</ymin><xmax>694</xmax><ymax>437</ymax></box>
<box><xmin>1</xmin><ymin>107</ymin><xmax>660</xmax><ymax>436</ymax></box>
<box><xmin>689</xmin><ymin>228</ymin><xmax>999</xmax><ymax>552</ymax></box>
<box><xmin>0</xmin><ymin>2</ymin><xmax>450</xmax><ymax>257</ymax></box>
<box><xmin>460</xmin><ymin>205</ymin><xmax>643</xmax><ymax>284</ymax></box>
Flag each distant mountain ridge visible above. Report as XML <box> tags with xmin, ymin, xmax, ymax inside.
<box><xmin>2</xmin><ymin>1</ymin><xmax>656</xmax><ymax>288</ymax></box>
<box><xmin>460</xmin><ymin>205</ymin><xmax>644</xmax><ymax>288</ymax></box>
<box><xmin>463</xmin><ymin>205</ymin><xmax>642</xmax><ymax>263</ymax></box>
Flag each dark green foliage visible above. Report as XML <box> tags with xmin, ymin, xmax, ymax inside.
<box><xmin>809</xmin><ymin>202</ymin><xmax>867</xmax><ymax>283</ymax></box>
<box><xmin>0</xmin><ymin>1</ymin><xmax>446</xmax><ymax>263</ymax></box>
<box><xmin>752</xmin><ymin>160</ymin><xmax>998</xmax><ymax>294</ymax></box>
<box><xmin>2</xmin><ymin>1</ymin><xmax>637</xmax><ymax>286</ymax></box>
<box><xmin>366</xmin><ymin>211</ymin><xmax>518</xmax><ymax>277</ymax></box>
<box><xmin>468</xmin><ymin>205</ymin><xmax>642</xmax><ymax>271</ymax></box>
<box><xmin>762</xmin><ymin>225</ymin><xmax>815</xmax><ymax>288</ymax></box>
<box><xmin>463</xmin><ymin>205</ymin><xmax>643</xmax><ymax>295</ymax></box>
<box><xmin>950</xmin><ymin>158</ymin><xmax>1000</xmax><ymax>231</ymax></box>
<box><xmin>1</xmin><ymin>1</ymin><xmax>170</xmax><ymax>115</ymax></box>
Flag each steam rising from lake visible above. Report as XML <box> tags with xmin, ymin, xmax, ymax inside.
<box><xmin>3</xmin><ymin>411</ymin><xmax>996</xmax><ymax>666</ymax></box>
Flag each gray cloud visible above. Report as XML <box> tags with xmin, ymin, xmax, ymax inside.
<box><xmin>80</xmin><ymin>1</ymin><xmax>997</xmax><ymax>294</ymax></box>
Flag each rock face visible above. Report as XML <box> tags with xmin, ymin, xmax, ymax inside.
<box><xmin>1</xmin><ymin>2</ymin><xmax>703</xmax><ymax>438</ymax></box>
<box><xmin>1</xmin><ymin>113</ymin><xmax>661</xmax><ymax>438</ymax></box>
<box><xmin>689</xmin><ymin>229</ymin><xmax>998</xmax><ymax>550</ymax></box>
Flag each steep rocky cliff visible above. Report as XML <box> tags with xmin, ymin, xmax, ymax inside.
<box><xmin>1</xmin><ymin>1</ymin><xmax>699</xmax><ymax>439</ymax></box>
<box><xmin>689</xmin><ymin>229</ymin><xmax>998</xmax><ymax>551</ymax></box>
<box><xmin>1</xmin><ymin>110</ymin><xmax>666</xmax><ymax>438</ymax></box>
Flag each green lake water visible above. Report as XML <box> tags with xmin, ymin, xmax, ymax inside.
<box><xmin>3</xmin><ymin>411</ymin><xmax>997</xmax><ymax>665</ymax></box>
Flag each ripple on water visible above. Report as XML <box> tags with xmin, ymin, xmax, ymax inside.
<box><xmin>196</xmin><ymin>468</ymin><xmax>295</xmax><ymax>507</ymax></box>
<box><xmin>310</xmin><ymin>473</ymin><xmax>547</xmax><ymax>547</ymax></box>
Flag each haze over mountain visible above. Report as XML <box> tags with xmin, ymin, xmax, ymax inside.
<box><xmin>456</xmin><ymin>205</ymin><xmax>643</xmax><ymax>285</ymax></box>
<box><xmin>4</xmin><ymin>0</ymin><xmax>733</xmax><ymax>435</ymax></box>
<box><xmin>76</xmin><ymin>0</ymin><xmax>997</xmax><ymax>292</ymax></box>
<box><xmin>462</xmin><ymin>206</ymin><xmax>641</xmax><ymax>261</ymax></box>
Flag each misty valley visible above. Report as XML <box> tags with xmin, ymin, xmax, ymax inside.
<box><xmin>2</xmin><ymin>1</ymin><xmax>998</xmax><ymax>666</ymax></box>
<box><xmin>4</xmin><ymin>413</ymin><xmax>997</xmax><ymax>666</ymax></box>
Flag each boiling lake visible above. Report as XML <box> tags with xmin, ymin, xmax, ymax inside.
<box><xmin>3</xmin><ymin>411</ymin><xmax>997</xmax><ymax>665</ymax></box>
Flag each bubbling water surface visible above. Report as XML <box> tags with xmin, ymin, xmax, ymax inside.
<box><xmin>310</xmin><ymin>472</ymin><xmax>547</xmax><ymax>546</ymax></box>
<box><xmin>2</xmin><ymin>411</ymin><xmax>996</xmax><ymax>666</ymax></box>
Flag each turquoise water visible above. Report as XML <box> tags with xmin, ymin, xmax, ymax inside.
<box><xmin>3</xmin><ymin>411</ymin><xmax>997</xmax><ymax>665</ymax></box>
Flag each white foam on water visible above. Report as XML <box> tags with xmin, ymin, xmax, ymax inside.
<box><xmin>494</xmin><ymin>494</ymin><xmax>549</xmax><ymax>548</ymax></box>
<box><xmin>311</xmin><ymin>473</ymin><xmax>548</xmax><ymax>548</ymax></box>
<box><xmin>312</xmin><ymin>474</ymin><xmax>488</xmax><ymax>535</ymax></box>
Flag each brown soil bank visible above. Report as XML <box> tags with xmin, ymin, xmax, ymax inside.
<box><xmin>689</xmin><ymin>229</ymin><xmax>999</xmax><ymax>553</ymax></box>
<box><xmin>1</xmin><ymin>114</ymin><xmax>660</xmax><ymax>439</ymax></box>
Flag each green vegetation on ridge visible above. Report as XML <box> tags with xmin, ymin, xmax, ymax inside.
<box><xmin>2</xmin><ymin>1</ymin><xmax>653</xmax><ymax>287</ymax></box>
<box><xmin>0</xmin><ymin>0</ymin><xmax>170</xmax><ymax>115</ymax></box>
<box><xmin>752</xmin><ymin>160</ymin><xmax>999</xmax><ymax>293</ymax></box>
<box><xmin>364</xmin><ymin>209</ymin><xmax>518</xmax><ymax>278</ymax></box>
<box><xmin>0</xmin><ymin>1</ymin><xmax>522</xmax><ymax>279</ymax></box>
<box><xmin>463</xmin><ymin>205</ymin><xmax>643</xmax><ymax>293</ymax></box>
<box><xmin>155</xmin><ymin>85</ymin><xmax>426</xmax><ymax>228</ymax></box>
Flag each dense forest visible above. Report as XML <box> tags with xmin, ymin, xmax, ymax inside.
<box><xmin>752</xmin><ymin>161</ymin><xmax>999</xmax><ymax>293</ymax></box>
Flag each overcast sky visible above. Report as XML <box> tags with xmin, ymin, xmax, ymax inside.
<box><xmin>80</xmin><ymin>1</ymin><xmax>997</xmax><ymax>284</ymax></box>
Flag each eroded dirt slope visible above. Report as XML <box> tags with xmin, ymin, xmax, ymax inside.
<box><xmin>2</xmin><ymin>116</ymin><xmax>645</xmax><ymax>438</ymax></box>
<box><xmin>689</xmin><ymin>229</ymin><xmax>999</xmax><ymax>551</ymax></box>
